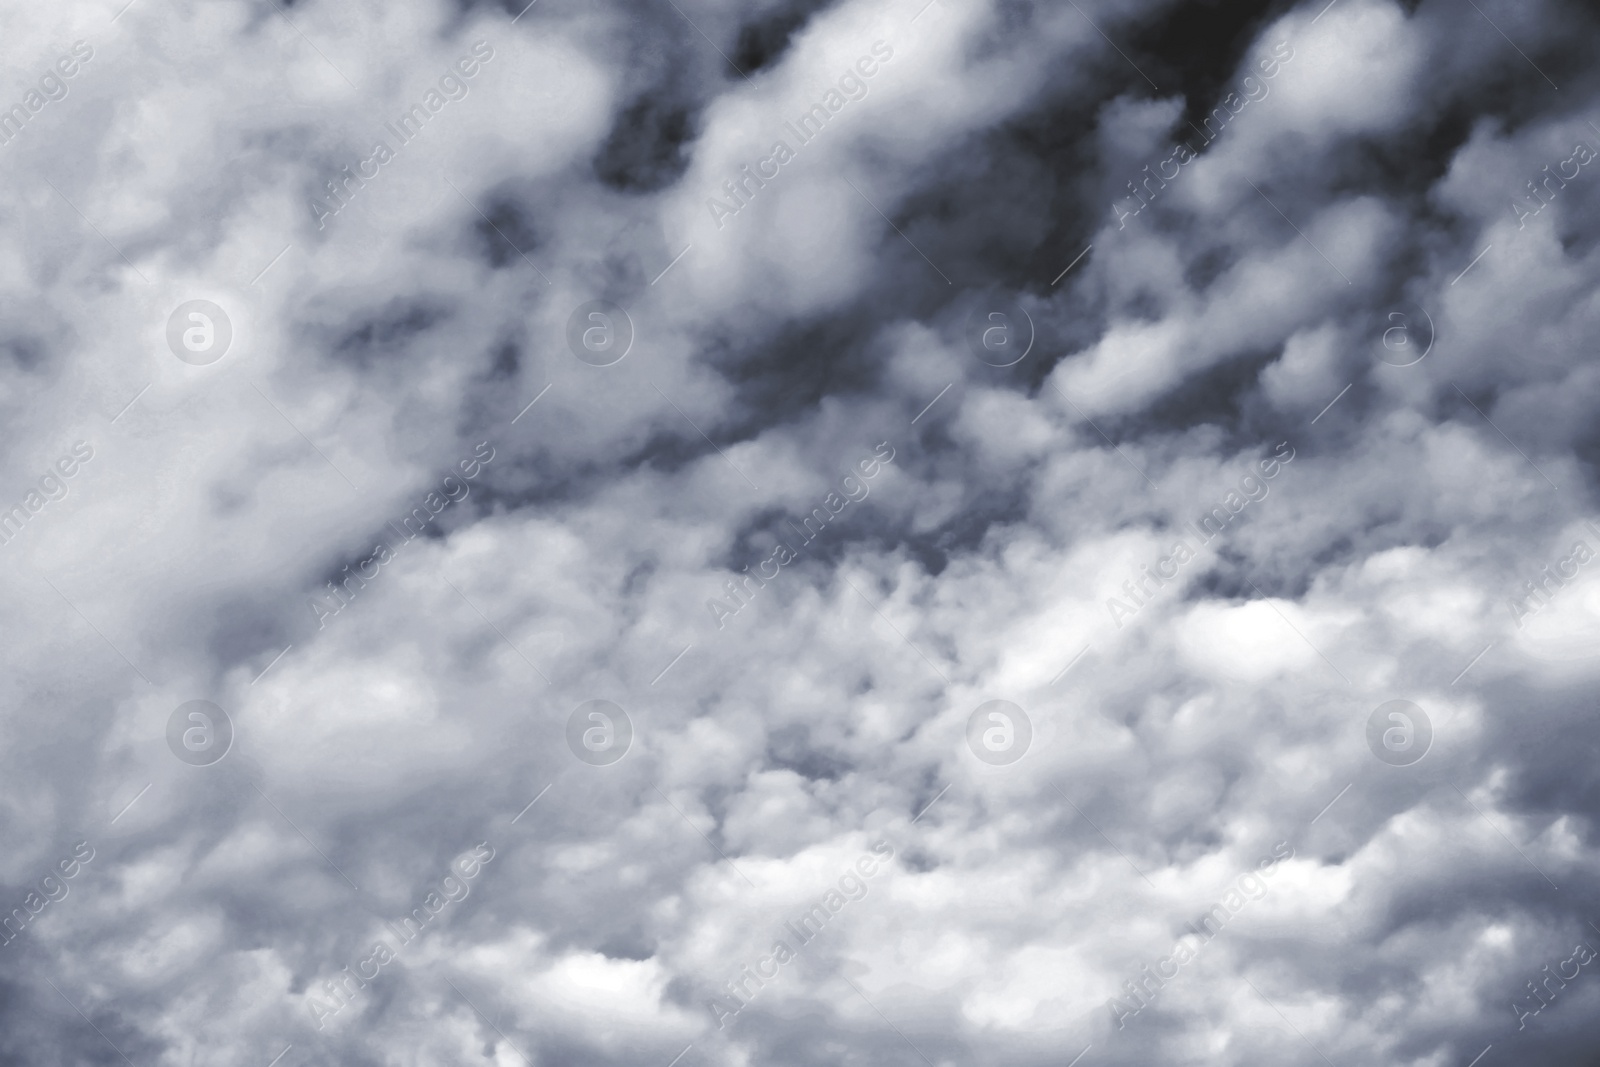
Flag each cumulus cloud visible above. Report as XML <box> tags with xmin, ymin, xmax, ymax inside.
<box><xmin>5</xmin><ymin>0</ymin><xmax>1600</xmax><ymax>1064</ymax></box>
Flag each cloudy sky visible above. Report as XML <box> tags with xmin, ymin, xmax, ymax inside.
<box><xmin>3</xmin><ymin>0</ymin><xmax>1600</xmax><ymax>1063</ymax></box>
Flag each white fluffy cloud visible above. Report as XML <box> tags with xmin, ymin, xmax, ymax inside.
<box><xmin>5</xmin><ymin>0</ymin><xmax>1600</xmax><ymax>1064</ymax></box>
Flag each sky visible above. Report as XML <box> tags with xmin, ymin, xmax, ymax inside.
<box><xmin>2</xmin><ymin>0</ymin><xmax>1600</xmax><ymax>1064</ymax></box>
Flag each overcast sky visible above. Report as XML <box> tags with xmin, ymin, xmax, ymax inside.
<box><xmin>3</xmin><ymin>0</ymin><xmax>1600</xmax><ymax>1064</ymax></box>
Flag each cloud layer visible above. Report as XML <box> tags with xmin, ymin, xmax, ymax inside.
<box><xmin>4</xmin><ymin>0</ymin><xmax>1600</xmax><ymax>1064</ymax></box>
